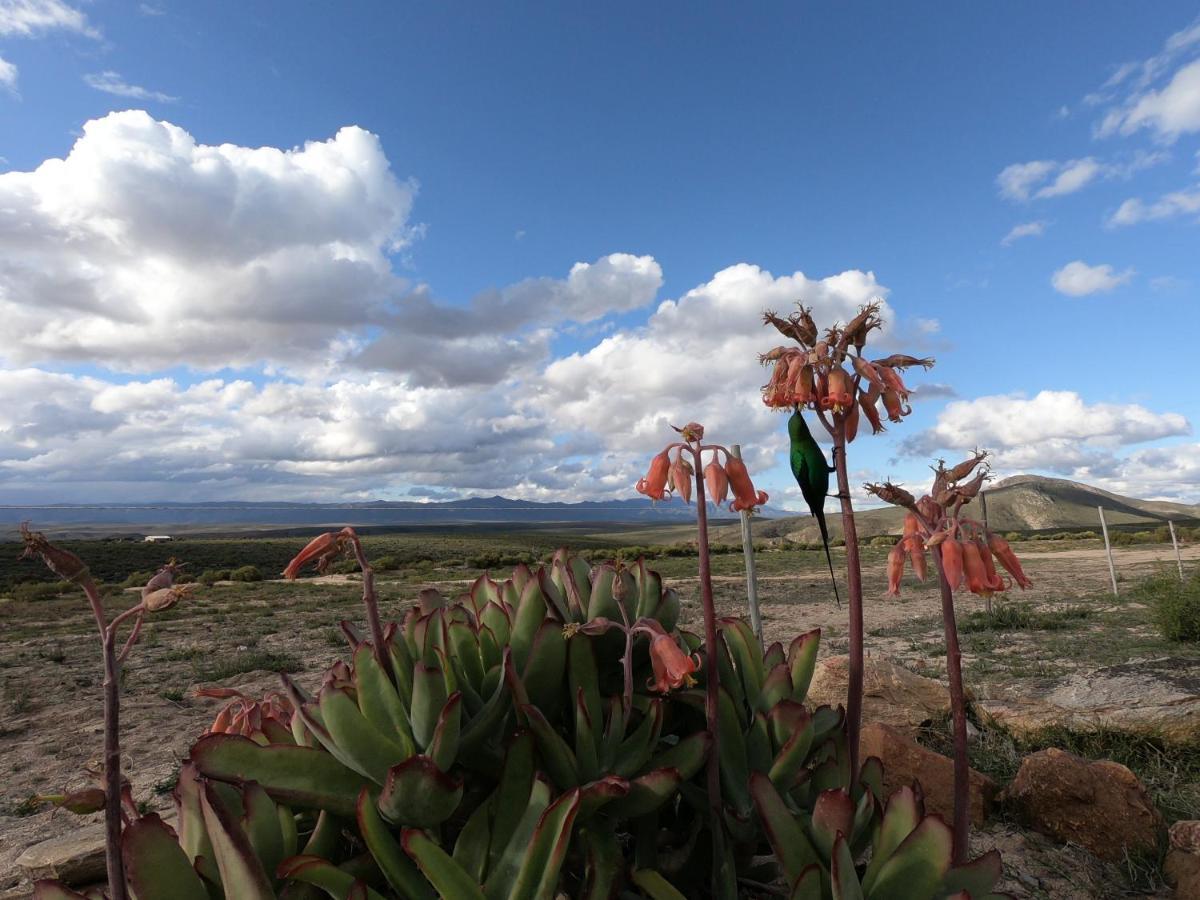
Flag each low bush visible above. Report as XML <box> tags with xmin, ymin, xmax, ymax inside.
<box><xmin>1136</xmin><ymin>572</ymin><xmax>1200</xmax><ymax>642</ymax></box>
<box><xmin>229</xmin><ymin>564</ymin><xmax>263</xmax><ymax>583</ymax></box>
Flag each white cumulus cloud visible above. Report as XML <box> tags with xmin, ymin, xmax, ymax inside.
<box><xmin>0</xmin><ymin>53</ymin><xmax>15</xmax><ymax>92</ymax></box>
<box><xmin>1107</xmin><ymin>185</ymin><xmax>1200</xmax><ymax>226</ymax></box>
<box><xmin>0</xmin><ymin>0</ymin><xmax>95</xmax><ymax>37</ymax></box>
<box><xmin>1051</xmin><ymin>260</ymin><xmax>1134</xmax><ymax>297</ymax></box>
<box><xmin>1001</xmin><ymin>221</ymin><xmax>1047</xmax><ymax>245</ymax></box>
<box><xmin>996</xmin><ymin>153</ymin><xmax>1167</xmax><ymax>202</ymax></box>
<box><xmin>1093</xmin><ymin>18</ymin><xmax>1200</xmax><ymax>142</ymax></box>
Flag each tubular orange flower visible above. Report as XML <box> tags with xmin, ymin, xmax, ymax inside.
<box><xmin>636</xmin><ymin>449</ymin><xmax>672</xmax><ymax>501</ymax></box>
<box><xmin>844</xmin><ymin>395</ymin><xmax>861</xmax><ymax>442</ymax></box>
<box><xmin>793</xmin><ymin>362</ymin><xmax>815</xmax><ymax>405</ymax></box>
<box><xmin>825</xmin><ymin>366</ymin><xmax>854</xmax><ymax>413</ymax></box>
<box><xmin>283</xmin><ymin>527</ymin><xmax>354</xmax><ymax>579</ymax></box>
<box><xmin>858</xmin><ymin>384</ymin><xmax>885</xmax><ymax>434</ymax></box>
<box><xmin>670</xmin><ymin>455</ymin><xmax>694</xmax><ymax>504</ymax></box>
<box><xmin>987</xmin><ymin>532</ymin><xmax>1032</xmax><ymax>589</ymax></box>
<box><xmin>647</xmin><ymin>633</ymin><xmax>700</xmax><ymax>692</ymax></box>
<box><xmin>961</xmin><ymin>541</ymin><xmax>992</xmax><ymax>596</ymax></box>
<box><xmin>885</xmin><ymin>541</ymin><xmax>905</xmax><ymax>597</ymax></box>
<box><xmin>877</xmin><ymin>365</ymin><xmax>911</xmax><ymax>399</ymax></box>
<box><xmin>976</xmin><ymin>539</ymin><xmax>1006</xmax><ymax>593</ymax></box>
<box><xmin>850</xmin><ymin>355</ymin><xmax>886</xmax><ymax>389</ymax></box>
<box><xmin>881</xmin><ymin>388</ymin><xmax>906</xmax><ymax>422</ymax></box>
<box><xmin>703</xmin><ymin>460</ymin><xmax>729</xmax><ymax>509</ymax></box>
<box><xmin>903</xmin><ymin>514</ymin><xmax>928</xmax><ymax>581</ymax></box>
<box><xmin>940</xmin><ymin>539</ymin><xmax>965</xmax><ymax>590</ymax></box>
<box><xmin>725</xmin><ymin>456</ymin><xmax>768</xmax><ymax>512</ymax></box>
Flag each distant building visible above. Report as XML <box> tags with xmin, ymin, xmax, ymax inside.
<box><xmin>143</xmin><ymin>535</ymin><xmax>173</xmax><ymax>543</ymax></box>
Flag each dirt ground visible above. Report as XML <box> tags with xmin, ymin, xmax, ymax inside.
<box><xmin>1</xmin><ymin>540</ymin><xmax>1196</xmax><ymax>896</ymax></box>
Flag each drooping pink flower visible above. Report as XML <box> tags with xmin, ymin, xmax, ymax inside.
<box><xmin>704</xmin><ymin>460</ymin><xmax>729</xmax><ymax>509</ymax></box>
<box><xmin>647</xmin><ymin>634</ymin><xmax>700</xmax><ymax>692</ymax></box>
<box><xmin>885</xmin><ymin>541</ymin><xmax>905</xmax><ymax>597</ymax></box>
<box><xmin>725</xmin><ymin>456</ymin><xmax>768</xmax><ymax>513</ymax></box>
<box><xmin>987</xmin><ymin>532</ymin><xmax>1032</xmax><ymax>589</ymax></box>
<box><xmin>636</xmin><ymin>450</ymin><xmax>672</xmax><ymax>501</ymax></box>
<box><xmin>670</xmin><ymin>455</ymin><xmax>694</xmax><ymax>504</ymax></box>
<box><xmin>940</xmin><ymin>539</ymin><xmax>964</xmax><ymax>590</ymax></box>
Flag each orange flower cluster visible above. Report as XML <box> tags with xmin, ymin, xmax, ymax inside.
<box><xmin>198</xmin><ymin>686</ymin><xmax>295</xmax><ymax>744</ymax></box>
<box><xmin>283</xmin><ymin>526</ymin><xmax>357</xmax><ymax>579</ymax></box>
<box><xmin>636</xmin><ymin>433</ymin><xmax>768</xmax><ymax>513</ymax></box>
<box><xmin>867</xmin><ymin>451</ymin><xmax>1031</xmax><ymax>599</ymax></box>
<box><xmin>759</xmin><ymin>303</ymin><xmax>933</xmax><ymax>439</ymax></box>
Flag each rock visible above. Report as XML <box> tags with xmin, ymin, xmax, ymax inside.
<box><xmin>859</xmin><ymin>721</ymin><xmax>997</xmax><ymax>825</ymax></box>
<box><xmin>1166</xmin><ymin>820</ymin><xmax>1200</xmax><ymax>898</ymax></box>
<box><xmin>999</xmin><ymin>748</ymin><xmax>1163</xmax><ymax>860</ymax></box>
<box><xmin>14</xmin><ymin>823</ymin><xmax>106</xmax><ymax>885</ymax></box>
<box><xmin>807</xmin><ymin>655</ymin><xmax>954</xmax><ymax>734</ymax></box>
<box><xmin>976</xmin><ymin>657</ymin><xmax>1200</xmax><ymax>742</ymax></box>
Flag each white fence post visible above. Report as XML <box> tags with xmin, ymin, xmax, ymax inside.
<box><xmin>1098</xmin><ymin>506</ymin><xmax>1118</xmax><ymax>596</ymax></box>
<box><xmin>731</xmin><ymin>444</ymin><xmax>763</xmax><ymax>648</ymax></box>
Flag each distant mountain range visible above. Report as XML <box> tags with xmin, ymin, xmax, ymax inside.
<box><xmin>0</xmin><ymin>495</ymin><xmax>790</xmax><ymax>537</ymax></box>
<box><xmin>747</xmin><ymin>474</ymin><xmax>1200</xmax><ymax>543</ymax></box>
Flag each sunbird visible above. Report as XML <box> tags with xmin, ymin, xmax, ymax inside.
<box><xmin>788</xmin><ymin>408</ymin><xmax>841</xmax><ymax>606</ymax></box>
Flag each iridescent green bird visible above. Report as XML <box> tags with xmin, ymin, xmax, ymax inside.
<box><xmin>789</xmin><ymin>407</ymin><xmax>841</xmax><ymax>606</ymax></box>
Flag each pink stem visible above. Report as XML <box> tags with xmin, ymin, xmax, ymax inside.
<box><xmin>690</xmin><ymin>442</ymin><xmax>726</xmax><ymax>894</ymax></box>
<box><xmin>101</xmin><ymin>629</ymin><xmax>128</xmax><ymax>900</ymax></box>
<box><xmin>930</xmin><ymin>547</ymin><xmax>970</xmax><ymax>864</ymax></box>
<box><xmin>347</xmin><ymin>534</ymin><xmax>396</xmax><ymax>686</ymax></box>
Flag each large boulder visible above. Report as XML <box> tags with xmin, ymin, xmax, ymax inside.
<box><xmin>860</xmin><ymin>721</ymin><xmax>997</xmax><ymax>825</ymax></box>
<box><xmin>14</xmin><ymin>823</ymin><xmax>106</xmax><ymax>886</ymax></box>
<box><xmin>807</xmin><ymin>655</ymin><xmax>954</xmax><ymax>734</ymax></box>
<box><xmin>999</xmin><ymin>748</ymin><xmax>1163</xmax><ymax>860</ymax></box>
<box><xmin>1166</xmin><ymin>820</ymin><xmax>1200</xmax><ymax>898</ymax></box>
<box><xmin>976</xmin><ymin>657</ymin><xmax>1200</xmax><ymax>743</ymax></box>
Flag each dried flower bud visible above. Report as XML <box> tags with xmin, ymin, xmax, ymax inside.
<box><xmin>873</xmin><ymin>354</ymin><xmax>935</xmax><ymax>371</ymax></box>
<box><xmin>672</xmin><ymin>422</ymin><xmax>705</xmax><ymax>442</ymax></box>
<box><xmin>864</xmin><ymin>481</ymin><xmax>917</xmax><ymax>509</ymax></box>
<box><xmin>945</xmin><ymin>450</ymin><xmax>988</xmax><ymax>484</ymax></box>
<box><xmin>19</xmin><ymin>524</ymin><xmax>92</xmax><ymax>586</ymax></box>
<box><xmin>143</xmin><ymin>584</ymin><xmax>191</xmax><ymax>612</ymax></box>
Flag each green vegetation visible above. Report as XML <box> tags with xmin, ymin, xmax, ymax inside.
<box><xmin>1135</xmin><ymin>571</ymin><xmax>1200</xmax><ymax>642</ymax></box>
<box><xmin>957</xmin><ymin>602</ymin><xmax>1092</xmax><ymax>633</ymax></box>
<box><xmin>229</xmin><ymin>564</ymin><xmax>263</xmax><ymax>582</ymax></box>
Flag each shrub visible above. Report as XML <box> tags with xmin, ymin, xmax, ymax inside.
<box><xmin>372</xmin><ymin>554</ymin><xmax>402</xmax><ymax>571</ymax></box>
<box><xmin>1137</xmin><ymin>572</ymin><xmax>1200</xmax><ymax>642</ymax></box>
<box><xmin>119</xmin><ymin>570</ymin><xmax>157</xmax><ymax>588</ymax></box>
<box><xmin>229</xmin><ymin>565</ymin><xmax>263</xmax><ymax>583</ymax></box>
<box><xmin>198</xmin><ymin>569</ymin><xmax>231</xmax><ymax>585</ymax></box>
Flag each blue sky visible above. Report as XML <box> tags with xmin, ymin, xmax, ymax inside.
<box><xmin>1</xmin><ymin>2</ymin><xmax>1198</xmax><ymax>508</ymax></box>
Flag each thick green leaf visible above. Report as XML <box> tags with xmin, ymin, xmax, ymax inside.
<box><xmin>605</xmin><ymin>767</ymin><xmax>681</xmax><ymax>819</ymax></box>
<box><xmin>576</xmin><ymin>776</ymin><xmax>630</xmax><ymax>822</ymax></box>
<box><xmin>858</xmin><ymin>756</ymin><xmax>884</xmax><ymax>805</ymax></box>
<box><xmin>580</xmin><ymin>826</ymin><xmax>621</xmax><ymax>900</ymax></box>
<box><xmin>831</xmin><ymin>833</ymin><xmax>864</xmax><ymax>900</ymax></box>
<box><xmin>410</xmin><ymin>663</ymin><xmax>448</xmax><ymax>750</ymax></box>
<box><xmin>789</xmin><ymin>865</ymin><xmax>824</xmax><ymax>900</ymax></box>
<box><xmin>453</xmin><ymin>797</ymin><xmax>493</xmax><ymax>884</ymax></box>
<box><xmin>630</xmin><ymin>869</ymin><xmax>688</xmax><ymax>900</ymax></box>
<box><xmin>121</xmin><ymin>813</ymin><xmax>209</xmax><ymax>900</ymax></box>
<box><xmin>861</xmin><ymin>786</ymin><xmax>920</xmax><ymax>895</ymax></box>
<box><xmin>276</xmin><ymin>855</ymin><xmax>388</xmax><ymax>900</ymax></box>
<box><xmin>939</xmin><ymin>850</ymin><xmax>1003</xmax><ymax>897</ymax></box>
<box><xmin>488</xmin><ymin>732</ymin><xmax>536</xmax><ymax>872</ymax></box>
<box><xmin>242</xmin><ymin>782</ymin><xmax>286</xmax><ymax>886</ymax></box>
<box><xmin>401</xmin><ymin>830</ymin><xmax>485</xmax><ymax>900</ymax></box>
<box><xmin>749</xmin><ymin>771</ymin><xmax>821</xmax><ymax>884</ymax></box>
<box><xmin>354</xmin><ymin>644</ymin><xmax>415</xmax><ymax>755</ymax></box>
<box><xmin>769</xmin><ymin>714</ymin><xmax>816</xmax><ymax>790</ymax></box>
<box><xmin>522</xmin><ymin>620</ymin><xmax>567</xmax><ymax>717</ymax></box>
<box><xmin>192</xmin><ymin>733</ymin><xmax>369</xmax><ymax>818</ymax></box>
<box><xmin>356</xmin><ymin>788</ymin><xmax>434</xmax><ymax>900</ymax></box>
<box><xmin>568</xmin><ymin>635</ymin><xmax>602</xmax><ymax>754</ymax></box>
<box><xmin>377</xmin><ymin>755</ymin><xmax>464</xmax><ymax>827</ymax></box>
<box><xmin>810</xmin><ymin>789</ymin><xmax>855</xmax><ymax>859</ymax></box>
<box><xmin>507</xmin><ymin>788</ymin><xmax>581</xmax><ymax>900</ymax></box>
<box><xmin>522</xmin><ymin>704</ymin><xmax>580</xmax><ymax>789</ymax></box>
<box><xmin>199</xmin><ymin>782</ymin><xmax>274</xmax><ymax>900</ymax></box>
<box><xmin>865</xmin><ymin>815</ymin><xmax>954</xmax><ymax>900</ymax></box>
<box><xmin>174</xmin><ymin>761</ymin><xmax>220</xmax><ymax>886</ymax></box>
<box><xmin>483</xmin><ymin>776</ymin><xmax>552</xmax><ymax>899</ymax></box>
<box><xmin>787</xmin><ymin>628</ymin><xmax>821</xmax><ymax>702</ymax></box>
<box><xmin>426</xmin><ymin>692</ymin><xmax>463</xmax><ymax>773</ymax></box>
<box><xmin>643</xmin><ymin>731</ymin><xmax>711</xmax><ymax>782</ymax></box>
<box><xmin>573</xmin><ymin>689</ymin><xmax>600</xmax><ymax>784</ymax></box>
<box><xmin>614</xmin><ymin>699</ymin><xmax>662</xmax><ymax>778</ymax></box>
<box><xmin>510</xmin><ymin>581</ymin><xmax>547</xmax><ymax>671</ymax></box>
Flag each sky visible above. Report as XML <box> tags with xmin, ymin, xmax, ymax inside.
<box><xmin>1</xmin><ymin>1</ymin><xmax>1198</xmax><ymax>511</ymax></box>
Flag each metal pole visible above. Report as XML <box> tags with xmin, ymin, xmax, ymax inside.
<box><xmin>1169</xmin><ymin>520</ymin><xmax>1184</xmax><ymax>580</ymax></box>
<box><xmin>1098</xmin><ymin>506</ymin><xmax>1118</xmax><ymax>596</ymax></box>
<box><xmin>731</xmin><ymin>444</ymin><xmax>763</xmax><ymax>648</ymax></box>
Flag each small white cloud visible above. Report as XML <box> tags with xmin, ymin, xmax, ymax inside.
<box><xmin>1104</xmin><ymin>58</ymin><xmax>1200</xmax><ymax>142</ymax></box>
<box><xmin>83</xmin><ymin>71</ymin><xmax>176</xmax><ymax>102</ymax></box>
<box><xmin>997</xmin><ymin>152</ymin><xmax>1167</xmax><ymax>202</ymax></box>
<box><xmin>0</xmin><ymin>54</ymin><xmax>16</xmax><ymax>93</ymax></box>
<box><xmin>1001</xmin><ymin>220</ymin><xmax>1047</xmax><ymax>245</ymax></box>
<box><xmin>139</xmin><ymin>3</ymin><xmax>164</xmax><ymax>14</ymax></box>
<box><xmin>1107</xmin><ymin>185</ymin><xmax>1200</xmax><ymax>226</ymax></box>
<box><xmin>1051</xmin><ymin>260</ymin><xmax>1134</xmax><ymax>297</ymax></box>
<box><xmin>996</xmin><ymin>160</ymin><xmax>1056</xmax><ymax>201</ymax></box>
<box><xmin>0</xmin><ymin>0</ymin><xmax>97</xmax><ymax>37</ymax></box>
<box><xmin>1151</xmin><ymin>275</ymin><xmax>1188</xmax><ymax>292</ymax></box>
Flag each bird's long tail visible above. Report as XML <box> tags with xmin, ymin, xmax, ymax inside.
<box><xmin>815</xmin><ymin>510</ymin><xmax>841</xmax><ymax>608</ymax></box>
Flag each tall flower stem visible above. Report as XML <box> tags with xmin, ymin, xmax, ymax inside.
<box><xmin>348</xmin><ymin>533</ymin><xmax>396</xmax><ymax>687</ymax></box>
<box><xmin>830</xmin><ymin>425</ymin><xmax>864</xmax><ymax>784</ymax></box>
<box><xmin>690</xmin><ymin>442</ymin><xmax>726</xmax><ymax>897</ymax></box>
<box><xmin>930</xmin><ymin>550</ymin><xmax>970</xmax><ymax>864</ymax></box>
<box><xmin>100</xmin><ymin>626</ymin><xmax>128</xmax><ymax>900</ymax></box>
